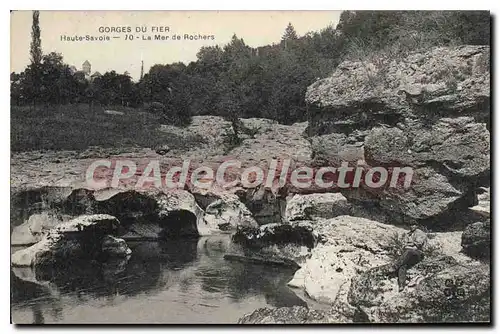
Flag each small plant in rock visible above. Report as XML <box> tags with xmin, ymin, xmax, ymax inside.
<box><xmin>387</xmin><ymin>231</ymin><xmax>407</xmax><ymax>260</ymax></box>
<box><xmin>221</xmin><ymin>124</ymin><xmax>242</xmax><ymax>154</ymax></box>
<box><xmin>387</xmin><ymin>229</ymin><xmax>443</xmax><ymax>260</ymax></box>
<box><xmin>240</xmin><ymin>124</ymin><xmax>261</xmax><ymax>138</ymax></box>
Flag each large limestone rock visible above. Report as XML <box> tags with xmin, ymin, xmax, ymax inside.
<box><xmin>309</xmin><ymin>132</ymin><xmax>366</xmax><ymax>167</ymax></box>
<box><xmin>358</xmin><ymin>118</ymin><xmax>490</xmax><ymax>223</ymax></box>
<box><xmin>203</xmin><ymin>194</ymin><xmax>258</xmax><ymax>230</ymax></box>
<box><xmin>11</xmin><ymin>214</ymin><xmax>123</xmax><ymax>267</ymax></box>
<box><xmin>285</xmin><ymin>193</ymin><xmax>351</xmax><ymax>222</ymax></box>
<box><xmin>461</xmin><ymin>220</ymin><xmax>490</xmax><ymax>259</ymax></box>
<box><xmin>10</xmin><ymin>186</ymin><xmax>75</xmax><ymax>230</ymax></box>
<box><xmin>364</xmin><ymin>118</ymin><xmax>489</xmax><ymax>180</ymax></box>
<box><xmin>11</xmin><ymin>185</ymin><xmax>261</xmax><ymax>239</ymax></box>
<box><xmin>306</xmin><ymin>45</ymin><xmax>490</xmax><ymax>134</ymax></box>
<box><xmin>11</xmin><ymin>212</ymin><xmax>62</xmax><ymax>246</ymax></box>
<box><xmin>306</xmin><ymin>46</ymin><xmax>490</xmax><ymax>226</ymax></box>
<box><xmin>240</xmin><ymin>186</ymin><xmax>286</xmax><ymax>226</ymax></box>
<box><xmin>348</xmin><ymin>256</ymin><xmax>490</xmax><ymax>323</ymax></box>
<box><xmin>151</xmin><ymin>189</ymin><xmax>208</xmax><ymax>236</ymax></box>
<box><xmin>287</xmin><ymin>216</ymin><xmax>406</xmax><ymax>305</ymax></box>
<box><xmin>55</xmin><ymin>188</ymin><xmax>208</xmax><ymax>238</ymax></box>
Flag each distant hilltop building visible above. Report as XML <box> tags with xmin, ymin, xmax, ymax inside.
<box><xmin>70</xmin><ymin>60</ymin><xmax>131</xmax><ymax>81</ymax></box>
<box><xmin>82</xmin><ymin>60</ymin><xmax>91</xmax><ymax>76</ymax></box>
<box><xmin>71</xmin><ymin>60</ymin><xmax>101</xmax><ymax>81</ymax></box>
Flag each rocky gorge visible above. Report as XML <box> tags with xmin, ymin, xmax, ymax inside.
<box><xmin>11</xmin><ymin>45</ymin><xmax>490</xmax><ymax>323</ymax></box>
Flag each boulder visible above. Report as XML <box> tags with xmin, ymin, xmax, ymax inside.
<box><xmin>155</xmin><ymin>145</ymin><xmax>170</xmax><ymax>155</ymax></box>
<box><xmin>240</xmin><ymin>186</ymin><xmax>285</xmax><ymax>225</ymax></box>
<box><xmin>461</xmin><ymin>220</ymin><xmax>490</xmax><ymax>259</ymax></box>
<box><xmin>101</xmin><ymin>235</ymin><xmax>132</xmax><ymax>257</ymax></box>
<box><xmin>203</xmin><ymin>194</ymin><xmax>258</xmax><ymax>231</ymax></box>
<box><xmin>285</xmin><ymin>193</ymin><xmax>351</xmax><ymax>222</ymax></box>
<box><xmin>10</xmin><ymin>186</ymin><xmax>74</xmax><ymax>231</ymax></box>
<box><xmin>11</xmin><ymin>214</ymin><xmax>121</xmax><ymax>267</ymax></box>
<box><xmin>355</xmin><ymin>118</ymin><xmax>490</xmax><ymax>224</ymax></box>
<box><xmin>11</xmin><ymin>212</ymin><xmax>61</xmax><ymax>246</ymax></box>
<box><xmin>310</xmin><ymin>132</ymin><xmax>365</xmax><ymax>166</ymax></box>
<box><xmin>287</xmin><ymin>216</ymin><xmax>406</xmax><ymax>304</ymax></box>
<box><xmin>238</xmin><ymin>306</ymin><xmax>344</xmax><ymax>324</ymax></box>
<box><xmin>364</xmin><ymin>118</ymin><xmax>490</xmax><ymax>181</ymax></box>
<box><xmin>62</xmin><ymin>188</ymin><xmax>207</xmax><ymax>238</ymax></box>
<box><xmin>152</xmin><ymin>189</ymin><xmax>207</xmax><ymax>237</ymax></box>
<box><xmin>349</xmin><ymin>256</ymin><xmax>490</xmax><ymax>323</ymax></box>
<box><xmin>306</xmin><ymin>46</ymin><xmax>490</xmax><ymax>134</ymax></box>
<box><xmin>305</xmin><ymin>46</ymin><xmax>490</xmax><ymax>226</ymax></box>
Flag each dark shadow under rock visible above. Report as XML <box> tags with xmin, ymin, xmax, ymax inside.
<box><xmin>158</xmin><ymin>210</ymin><xmax>199</xmax><ymax>239</ymax></box>
<box><xmin>232</xmin><ymin>223</ymin><xmax>316</xmax><ymax>250</ymax></box>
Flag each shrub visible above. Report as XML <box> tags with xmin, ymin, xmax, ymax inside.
<box><xmin>221</xmin><ymin>124</ymin><xmax>242</xmax><ymax>154</ymax></box>
<box><xmin>386</xmin><ymin>230</ymin><xmax>443</xmax><ymax>260</ymax></box>
<box><xmin>387</xmin><ymin>231</ymin><xmax>407</xmax><ymax>260</ymax></box>
<box><xmin>240</xmin><ymin>123</ymin><xmax>261</xmax><ymax>138</ymax></box>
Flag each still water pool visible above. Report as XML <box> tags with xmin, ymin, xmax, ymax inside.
<box><xmin>11</xmin><ymin>235</ymin><xmax>307</xmax><ymax>324</ymax></box>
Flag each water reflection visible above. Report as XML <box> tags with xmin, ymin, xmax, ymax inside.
<box><xmin>11</xmin><ymin>235</ymin><xmax>306</xmax><ymax>324</ymax></box>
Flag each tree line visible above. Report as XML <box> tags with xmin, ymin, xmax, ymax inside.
<box><xmin>11</xmin><ymin>11</ymin><xmax>490</xmax><ymax>126</ymax></box>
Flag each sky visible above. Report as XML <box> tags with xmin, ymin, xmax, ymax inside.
<box><xmin>11</xmin><ymin>10</ymin><xmax>341</xmax><ymax>80</ymax></box>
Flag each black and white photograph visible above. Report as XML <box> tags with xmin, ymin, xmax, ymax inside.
<box><xmin>9</xmin><ymin>9</ymin><xmax>491</xmax><ymax>324</ymax></box>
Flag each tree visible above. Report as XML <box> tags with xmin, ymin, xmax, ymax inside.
<box><xmin>29</xmin><ymin>10</ymin><xmax>42</xmax><ymax>108</ymax></box>
<box><xmin>335</xmin><ymin>10</ymin><xmax>490</xmax><ymax>60</ymax></box>
<box><xmin>281</xmin><ymin>22</ymin><xmax>299</xmax><ymax>50</ymax></box>
<box><xmin>218</xmin><ymin>35</ymin><xmax>253</xmax><ymax>136</ymax></box>
<box><xmin>30</xmin><ymin>11</ymin><xmax>42</xmax><ymax>67</ymax></box>
<box><xmin>282</xmin><ymin>22</ymin><xmax>298</xmax><ymax>41</ymax></box>
<box><xmin>10</xmin><ymin>72</ymin><xmax>24</xmax><ymax>105</ymax></box>
<box><xmin>141</xmin><ymin>63</ymin><xmax>192</xmax><ymax>125</ymax></box>
<box><xmin>91</xmin><ymin>71</ymin><xmax>139</xmax><ymax>107</ymax></box>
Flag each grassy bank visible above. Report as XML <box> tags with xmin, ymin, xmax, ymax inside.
<box><xmin>11</xmin><ymin>104</ymin><xmax>203</xmax><ymax>152</ymax></box>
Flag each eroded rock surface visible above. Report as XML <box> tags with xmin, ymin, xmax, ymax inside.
<box><xmin>349</xmin><ymin>257</ymin><xmax>490</xmax><ymax>323</ymax></box>
<box><xmin>285</xmin><ymin>193</ymin><xmax>351</xmax><ymax>222</ymax></box>
<box><xmin>287</xmin><ymin>216</ymin><xmax>406</xmax><ymax>305</ymax></box>
<box><xmin>306</xmin><ymin>45</ymin><xmax>490</xmax><ymax>134</ymax></box>
<box><xmin>238</xmin><ymin>306</ymin><xmax>348</xmax><ymax>324</ymax></box>
<box><xmin>203</xmin><ymin>194</ymin><xmax>258</xmax><ymax>230</ymax></box>
<box><xmin>11</xmin><ymin>212</ymin><xmax>62</xmax><ymax>246</ymax></box>
<box><xmin>305</xmin><ymin>45</ymin><xmax>490</xmax><ymax>227</ymax></box>
<box><xmin>11</xmin><ymin>214</ymin><xmax>123</xmax><ymax>267</ymax></box>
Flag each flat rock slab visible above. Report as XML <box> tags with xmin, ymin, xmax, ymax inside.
<box><xmin>223</xmin><ymin>253</ymin><xmax>300</xmax><ymax>270</ymax></box>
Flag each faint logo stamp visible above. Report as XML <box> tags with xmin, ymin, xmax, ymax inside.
<box><xmin>444</xmin><ymin>278</ymin><xmax>465</xmax><ymax>300</ymax></box>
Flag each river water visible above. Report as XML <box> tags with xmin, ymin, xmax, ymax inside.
<box><xmin>11</xmin><ymin>235</ymin><xmax>308</xmax><ymax>324</ymax></box>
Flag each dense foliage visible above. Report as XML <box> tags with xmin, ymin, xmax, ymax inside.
<box><xmin>11</xmin><ymin>11</ymin><xmax>490</xmax><ymax>125</ymax></box>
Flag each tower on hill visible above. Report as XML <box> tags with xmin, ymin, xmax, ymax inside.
<box><xmin>82</xmin><ymin>60</ymin><xmax>91</xmax><ymax>75</ymax></box>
